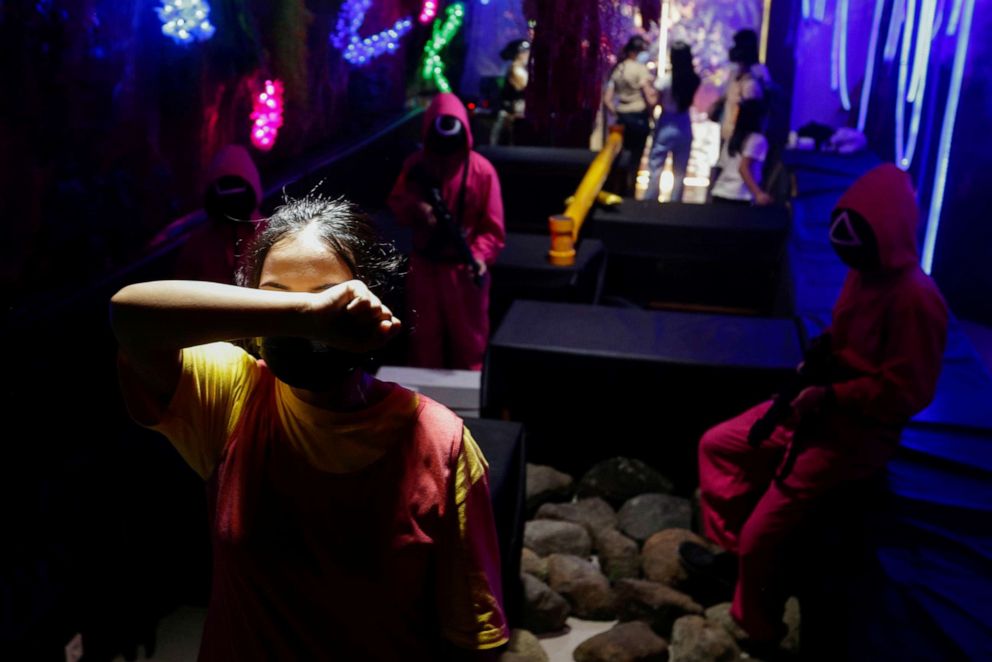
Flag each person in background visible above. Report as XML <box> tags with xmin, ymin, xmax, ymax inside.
<box><xmin>490</xmin><ymin>39</ymin><xmax>530</xmax><ymax>146</ymax></box>
<box><xmin>719</xmin><ymin>29</ymin><xmax>773</xmax><ymax>145</ymax></box>
<box><xmin>644</xmin><ymin>41</ymin><xmax>701</xmax><ymax>203</ymax></box>
<box><xmin>111</xmin><ymin>194</ymin><xmax>509</xmax><ymax>660</ymax></box>
<box><xmin>604</xmin><ymin>35</ymin><xmax>656</xmax><ymax>196</ymax></box>
<box><xmin>174</xmin><ymin>144</ymin><xmax>264</xmax><ymax>284</ymax></box>
<box><xmin>388</xmin><ymin>93</ymin><xmax>505</xmax><ymax>370</ymax></box>
<box><xmin>711</xmin><ymin>99</ymin><xmax>773</xmax><ymax>206</ymax></box>
<box><xmin>682</xmin><ymin>164</ymin><xmax>947</xmax><ymax>654</ymax></box>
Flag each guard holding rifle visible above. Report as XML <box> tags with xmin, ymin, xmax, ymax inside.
<box><xmin>680</xmin><ymin>164</ymin><xmax>948</xmax><ymax>649</ymax></box>
<box><xmin>388</xmin><ymin>93</ymin><xmax>505</xmax><ymax>370</ymax></box>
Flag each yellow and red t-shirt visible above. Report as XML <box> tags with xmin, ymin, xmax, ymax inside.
<box><xmin>135</xmin><ymin>342</ymin><xmax>508</xmax><ymax>654</ymax></box>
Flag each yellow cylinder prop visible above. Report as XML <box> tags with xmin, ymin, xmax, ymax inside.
<box><xmin>547</xmin><ymin>125</ymin><xmax>625</xmax><ymax>266</ymax></box>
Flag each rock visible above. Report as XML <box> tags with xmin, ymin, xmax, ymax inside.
<box><xmin>576</xmin><ymin>457</ymin><xmax>674</xmax><ymax>508</ymax></box>
<box><xmin>521</xmin><ymin>573</ymin><xmax>570</xmax><ymax>633</ymax></box>
<box><xmin>703</xmin><ymin>603</ymin><xmax>748</xmax><ymax>642</ymax></box>
<box><xmin>669</xmin><ymin>615</ymin><xmax>740</xmax><ymax>662</ymax></box>
<box><xmin>573</xmin><ymin>621</ymin><xmax>669</xmax><ymax>662</ymax></box>
<box><xmin>642</xmin><ymin>528</ymin><xmax>711</xmax><ymax>589</ymax></box>
<box><xmin>546</xmin><ymin>554</ymin><xmax>616</xmax><ymax>620</ymax></box>
<box><xmin>618</xmin><ymin>493</ymin><xmax>693</xmax><ymax>542</ymax></box>
<box><xmin>503</xmin><ymin>628</ymin><xmax>549</xmax><ymax>662</ymax></box>
<box><xmin>615</xmin><ymin>578</ymin><xmax>704</xmax><ymax>637</ymax></box>
<box><xmin>593</xmin><ymin>528</ymin><xmax>641</xmax><ymax>581</ymax></box>
<box><xmin>534</xmin><ymin>497</ymin><xmax>617</xmax><ymax>539</ymax></box>
<box><xmin>498</xmin><ymin>654</ymin><xmax>533</xmax><ymax>662</ymax></box>
<box><xmin>524</xmin><ymin>520</ymin><xmax>592</xmax><ymax>558</ymax></box>
<box><xmin>526</xmin><ymin>463</ymin><xmax>574</xmax><ymax>515</ymax></box>
<box><xmin>521</xmin><ymin>547</ymin><xmax>548</xmax><ymax>582</ymax></box>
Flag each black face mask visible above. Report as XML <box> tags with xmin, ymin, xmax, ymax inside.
<box><xmin>426</xmin><ymin>115</ymin><xmax>466</xmax><ymax>155</ymax></box>
<box><xmin>258</xmin><ymin>337</ymin><xmax>367</xmax><ymax>391</ymax></box>
<box><xmin>204</xmin><ymin>175</ymin><xmax>257</xmax><ymax>222</ymax></box>
<box><xmin>830</xmin><ymin>207</ymin><xmax>881</xmax><ymax>271</ymax></box>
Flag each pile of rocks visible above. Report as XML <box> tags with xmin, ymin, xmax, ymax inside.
<box><xmin>510</xmin><ymin>457</ymin><xmax>799</xmax><ymax>662</ymax></box>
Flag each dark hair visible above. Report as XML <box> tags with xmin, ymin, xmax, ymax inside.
<box><xmin>728</xmin><ymin>98</ymin><xmax>767</xmax><ymax>157</ymax></box>
<box><xmin>670</xmin><ymin>42</ymin><xmax>700</xmax><ymax>113</ymax></box>
<box><xmin>623</xmin><ymin>35</ymin><xmax>648</xmax><ymax>57</ymax></box>
<box><xmin>729</xmin><ymin>29</ymin><xmax>759</xmax><ymax>67</ymax></box>
<box><xmin>237</xmin><ymin>193</ymin><xmax>404</xmax><ymax>297</ymax></box>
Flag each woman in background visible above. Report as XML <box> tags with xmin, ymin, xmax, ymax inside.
<box><xmin>644</xmin><ymin>42</ymin><xmax>701</xmax><ymax>203</ymax></box>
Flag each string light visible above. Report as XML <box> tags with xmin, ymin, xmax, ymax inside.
<box><xmin>156</xmin><ymin>0</ymin><xmax>215</xmax><ymax>45</ymax></box>
<box><xmin>421</xmin><ymin>3</ymin><xmax>465</xmax><ymax>93</ymax></box>
<box><xmin>250</xmin><ymin>79</ymin><xmax>284</xmax><ymax>152</ymax></box>
<box><xmin>419</xmin><ymin>0</ymin><xmax>438</xmax><ymax>24</ymax></box>
<box><xmin>922</xmin><ymin>0</ymin><xmax>975</xmax><ymax>273</ymax></box>
<box><xmin>330</xmin><ymin>0</ymin><xmax>414</xmax><ymax>67</ymax></box>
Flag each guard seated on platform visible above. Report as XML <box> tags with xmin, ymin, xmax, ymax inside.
<box><xmin>680</xmin><ymin>164</ymin><xmax>948</xmax><ymax>654</ymax></box>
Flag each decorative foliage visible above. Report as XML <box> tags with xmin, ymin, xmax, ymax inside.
<box><xmin>421</xmin><ymin>2</ymin><xmax>466</xmax><ymax>93</ymax></box>
<box><xmin>331</xmin><ymin>0</ymin><xmax>414</xmax><ymax>66</ymax></box>
<box><xmin>666</xmin><ymin>0</ymin><xmax>762</xmax><ymax>84</ymax></box>
<box><xmin>250</xmin><ymin>79</ymin><xmax>284</xmax><ymax>151</ymax></box>
<box><xmin>156</xmin><ymin>0</ymin><xmax>216</xmax><ymax>45</ymax></box>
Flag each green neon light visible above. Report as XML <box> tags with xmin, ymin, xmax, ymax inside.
<box><xmin>420</xmin><ymin>3</ymin><xmax>465</xmax><ymax>93</ymax></box>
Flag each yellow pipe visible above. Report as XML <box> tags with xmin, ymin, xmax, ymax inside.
<box><xmin>567</xmin><ymin>125</ymin><xmax>625</xmax><ymax>242</ymax></box>
<box><xmin>547</xmin><ymin>125</ymin><xmax>624</xmax><ymax>266</ymax></box>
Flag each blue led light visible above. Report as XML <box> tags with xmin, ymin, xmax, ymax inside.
<box><xmin>836</xmin><ymin>0</ymin><xmax>851</xmax><ymax>111</ymax></box>
<box><xmin>802</xmin><ymin>0</ymin><xmax>811</xmax><ymax>20</ymax></box>
<box><xmin>921</xmin><ymin>0</ymin><xmax>974</xmax><ymax>273</ymax></box>
<box><xmin>895</xmin><ymin>0</ymin><xmax>916</xmax><ymax>168</ymax></box>
<box><xmin>946</xmin><ymin>0</ymin><xmax>963</xmax><ymax>35</ymax></box>
<box><xmin>331</xmin><ymin>0</ymin><xmax>413</xmax><ymax>66</ymax></box>
<box><xmin>857</xmin><ymin>0</ymin><xmax>887</xmax><ymax>131</ymax></box>
<box><xmin>883</xmin><ymin>0</ymin><xmax>906</xmax><ymax>62</ymax></box>
<box><xmin>814</xmin><ymin>0</ymin><xmax>827</xmax><ymax>21</ymax></box>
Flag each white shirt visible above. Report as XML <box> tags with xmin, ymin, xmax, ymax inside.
<box><xmin>711</xmin><ymin>133</ymin><xmax>768</xmax><ymax>201</ymax></box>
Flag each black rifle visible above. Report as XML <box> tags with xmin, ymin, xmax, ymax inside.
<box><xmin>747</xmin><ymin>333</ymin><xmax>836</xmax><ymax>447</ymax></box>
<box><xmin>409</xmin><ymin>163</ymin><xmax>483</xmax><ymax>287</ymax></box>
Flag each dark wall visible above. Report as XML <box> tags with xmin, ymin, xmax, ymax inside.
<box><xmin>0</xmin><ymin>0</ymin><xmax>421</xmax><ymax>305</ymax></box>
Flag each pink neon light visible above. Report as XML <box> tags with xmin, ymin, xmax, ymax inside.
<box><xmin>250</xmin><ymin>79</ymin><xmax>284</xmax><ymax>152</ymax></box>
<box><xmin>418</xmin><ymin>0</ymin><xmax>437</xmax><ymax>24</ymax></box>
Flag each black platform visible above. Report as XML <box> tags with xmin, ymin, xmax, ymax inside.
<box><xmin>585</xmin><ymin>200</ymin><xmax>792</xmax><ymax>315</ymax></box>
<box><xmin>481</xmin><ymin>301</ymin><xmax>802</xmax><ymax>483</ymax></box>
<box><xmin>476</xmin><ymin>145</ymin><xmax>630</xmax><ymax>235</ymax></box>
<box><xmin>490</xmin><ymin>234</ymin><xmax>606</xmax><ymax>331</ymax></box>
<box><xmin>463</xmin><ymin>417</ymin><xmax>526</xmax><ymax>626</ymax></box>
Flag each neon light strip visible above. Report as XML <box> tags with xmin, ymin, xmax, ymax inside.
<box><xmin>857</xmin><ymin>0</ymin><xmax>886</xmax><ymax>131</ymax></box>
<box><xmin>802</xmin><ymin>0</ymin><xmax>811</xmax><ymax>20</ymax></box>
<box><xmin>894</xmin><ymin>0</ymin><xmax>915</xmax><ymax>168</ymax></box>
<box><xmin>908</xmin><ymin>0</ymin><xmax>936</xmax><ymax>102</ymax></box>
<box><xmin>838</xmin><ymin>0</ymin><xmax>851</xmax><ymax>111</ymax></box>
<box><xmin>814</xmin><ymin>0</ymin><xmax>827</xmax><ymax>21</ymax></box>
<box><xmin>884</xmin><ymin>0</ymin><xmax>906</xmax><ymax>61</ymax></box>
<box><xmin>759</xmin><ymin>0</ymin><xmax>772</xmax><ymax>63</ymax></box>
<box><xmin>921</xmin><ymin>0</ymin><xmax>974</xmax><ymax>273</ymax></box>
<box><xmin>945</xmin><ymin>0</ymin><xmax>962</xmax><ymax>34</ymax></box>
<box><xmin>830</xmin><ymin>2</ymin><xmax>841</xmax><ymax>91</ymax></box>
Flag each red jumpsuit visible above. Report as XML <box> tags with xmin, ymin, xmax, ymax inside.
<box><xmin>698</xmin><ymin>164</ymin><xmax>948</xmax><ymax>640</ymax></box>
<box><xmin>174</xmin><ymin>144</ymin><xmax>263</xmax><ymax>284</ymax></box>
<box><xmin>387</xmin><ymin>94</ymin><xmax>506</xmax><ymax>370</ymax></box>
